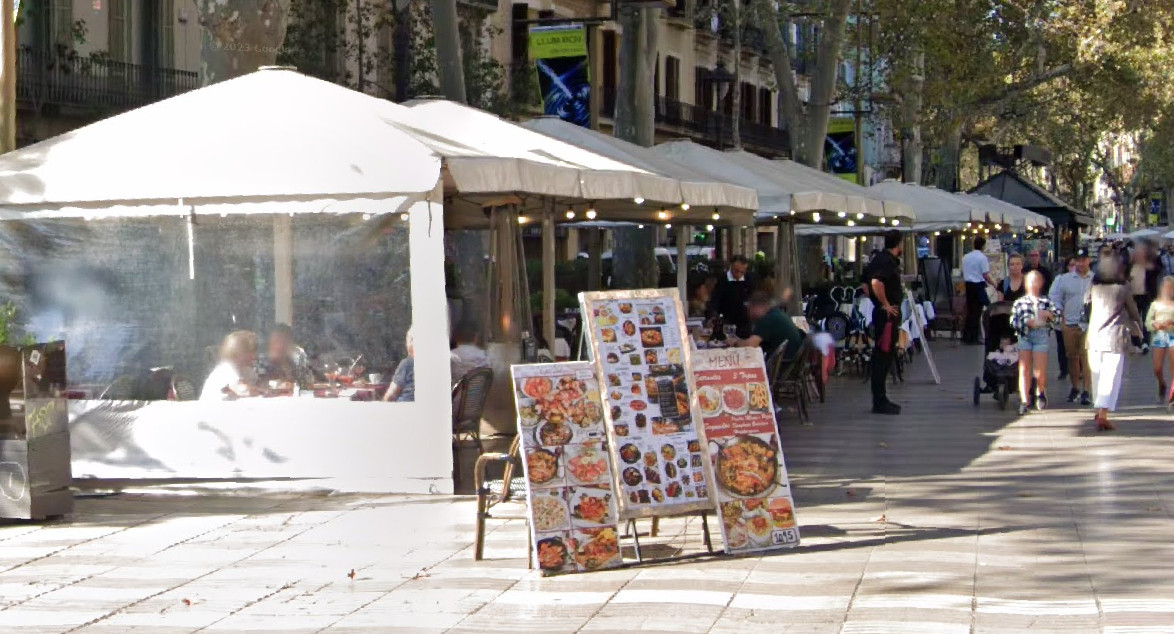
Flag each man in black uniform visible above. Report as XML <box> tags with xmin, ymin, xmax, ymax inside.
<box><xmin>863</xmin><ymin>230</ymin><xmax>904</xmax><ymax>415</ymax></box>
<box><xmin>708</xmin><ymin>255</ymin><xmax>755</xmax><ymax>338</ymax></box>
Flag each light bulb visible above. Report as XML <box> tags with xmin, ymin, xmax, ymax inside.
<box><xmin>586</xmin><ymin>209</ymin><xmax>597</xmax><ymax>220</ymax></box>
<box><xmin>712</xmin><ymin>212</ymin><xmax>721</xmax><ymax>221</ymax></box>
<box><xmin>566</xmin><ymin>209</ymin><xmax>575</xmax><ymax>219</ymax></box>
<box><xmin>657</xmin><ymin>210</ymin><xmax>668</xmax><ymax>220</ymax></box>
<box><xmin>892</xmin><ymin>219</ymin><xmax>900</xmax><ymax>226</ymax></box>
<box><xmin>400</xmin><ymin>213</ymin><xmax>410</xmax><ymax>221</ymax></box>
<box><xmin>847</xmin><ymin>220</ymin><xmax>855</xmax><ymax>227</ymax></box>
<box><xmin>517</xmin><ymin>215</ymin><xmax>529</xmax><ymax>224</ymax></box>
<box><xmin>790</xmin><ymin>210</ymin><xmax>796</xmax><ymax>215</ymax></box>
<box><xmin>665</xmin><ymin>224</ymin><xmax>672</xmax><ymax>229</ymax></box>
<box><xmin>812</xmin><ymin>212</ymin><xmax>821</xmax><ymax>223</ymax></box>
<box><xmin>934</xmin><ymin>231</ymin><xmax>941</xmax><ymax>236</ymax></box>
<box><xmin>995</xmin><ymin>223</ymin><xmax>1001</xmax><ymax>230</ymax></box>
<box><xmin>838</xmin><ymin>211</ymin><xmax>847</xmax><ymax>218</ymax></box>
<box><xmin>681</xmin><ymin>203</ymin><xmax>690</xmax><ymax>210</ymax></box>
<box><xmin>637</xmin><ymin>224</ymin><xmax>645</xmax><ymax>229</ymax></box>
<box><xmin>857</xmin><ymin>213</ymin><xmax>865</xmax><ymax>220</ymax></box>
<box><xmin>706</xmin><ymin>224</ymin><xmax>714</xmax><ymax>231</ymax></box>
<box><xmin>362</xmin><ymin>213</ymin><xmax>372</xmax><ymax>221</ymax></box>
<box><xmin>634</xmin><ymin>197</ymin><xmax>645</xmax><ymax>205</ymax></box>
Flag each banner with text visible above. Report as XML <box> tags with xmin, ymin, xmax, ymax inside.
<box><xmin>825</xmin><ymin>118</ymin><xmax>857</xmax><ymax>184</ymax></box>
<box><xmin>529</xmin><ymin>25</ymin><xmax>591</xmax><ymax>128</ymax></box>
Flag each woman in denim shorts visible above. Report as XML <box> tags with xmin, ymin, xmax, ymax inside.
<box><xmin>1146</xmin><ymin>277</ymin><xmax>1174</xmax><ymax>403</ymax></box>
<box><xmin>1011</xmin><ymin>271</ymin><xmax>1060</xmax><ymax>415</ymax></box>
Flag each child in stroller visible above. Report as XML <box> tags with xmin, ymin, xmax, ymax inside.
<box><xmin>973</xmin><ymin>302</ymin><xmax>1019</xmax><ymax>409</ymax></box>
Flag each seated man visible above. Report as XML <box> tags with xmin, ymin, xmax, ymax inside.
<box><xmin>449</xmin><ymin>321</ymin><xmax>489</xmax><ymax>384</ymax></box>
<box><xmin>736</xmin><ymin>290</ymin><xmax>806</xmax><ymax>358</ymax></box>
<box><xmin>257</xmin><ymin>323</ymin><xmax>313</xmax><ymax>390</ymax></box>
<box><xmin>384</xmin><ymin>329</ymin><xmax>415</xmax><ymax>403</ymax></box>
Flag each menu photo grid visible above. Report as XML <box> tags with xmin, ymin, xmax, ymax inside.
<box><xmin>512</xmin><ymin>363</ymin><xmax>623</xmax><ymax>574</ymax></box>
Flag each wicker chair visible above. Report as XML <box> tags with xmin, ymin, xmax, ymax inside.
<box><xmin>472</xmin><ymin>435</ymin><xmax>531</xmax><ymax>565</ymax></box>
<box><xmin>768</xmin><ymin>339</ymin><xmax>816</xmax><ymax>425</ymax></box>
<box><xmin>452</xmin><ymin>367</ymin><xmax>494</xmax><ymax>487</ymax></box>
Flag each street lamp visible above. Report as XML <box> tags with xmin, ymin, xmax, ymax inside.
<box><xmin>709</xmin><ymin>60</ymin><xmax>735</xmax><ymax>150</ymax></box>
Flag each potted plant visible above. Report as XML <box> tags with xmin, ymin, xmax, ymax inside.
<box><xmin>0</xmin><ymin>302</ymin><xmax>35</xmax><ymax>419</ymax></box>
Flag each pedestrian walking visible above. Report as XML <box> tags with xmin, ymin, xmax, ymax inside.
<box><xmin>999</xmin><ymin>253</ymin><xmax>1027</xmax><ymax>303</ymax></box>
<box><xmin>1146</xmin><ymin>277</ymin><xmax>1174</xmax><ymax>403</ymax></box>
<box><xmin>862</xmin><ymin>230</ymin><xmax>904</xmax><ymax>415</ymax></box>
<box><xmin>962</xmin><ymin>237</ymin><xmax>996</xmax><ymax>344</ymax></box>
<box><xmin>1010</xmin><ymin>271</ymin><xmax>1059</xmax><ymax>415</ymax></box>
<box><xmin>1128</xmin><ymin>241</ymin><xmax>1160</xmax><ymax>353</ymax></box>
<box><xmin>1027</xmin><ymin>250</ymin><xmax>1066</xmax><ymax>379</ymax></box>
<box><xmin>1160</xmin><ymin>244</ymin><xmax>1174</xmax><ymax>277</ymax></box>
<box><xmin>1085</xmin><ymin>254</ymin><xmax>1143</xmax><ymax>431</ymax></box>
<box><xmin>1049</xmin><ymin>249</ymin><xmax>1094</xmax><ymax>405</ymax></box>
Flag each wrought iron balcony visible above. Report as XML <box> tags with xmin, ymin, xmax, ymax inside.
<box><xmin>600</xmin><ymin>92</ymin><xmax>789</xmax><ymax>156</ymax></box>
<box><xmin>16</xmin><ymin>47</ymin><xmax>199</xmax><ymax>113</ymax></box>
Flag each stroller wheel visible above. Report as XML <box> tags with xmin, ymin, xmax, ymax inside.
<box><xmin>973</xmin><ymin>377</ymin><xmax>981</xmax><ymax>406</ymax></box>
<box><xmin>996</xmin><ymin>384</ymin><xmax>1009</xmax><ymax>410</ymax></box>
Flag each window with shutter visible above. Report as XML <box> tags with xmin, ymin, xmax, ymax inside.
<box><xmin>52</xmin><ymin>0</ymin><xmax>73</xmax><ymax>47</ymax></box>
<box><xmin>109</xmin><ymin>0</ymin><xmax>131</xmax><ymax>62</ymax></box>
<box><xmin>160</xmin><ymin>1</ymin><xmax>176</xmax><ymax>67</ymax></box>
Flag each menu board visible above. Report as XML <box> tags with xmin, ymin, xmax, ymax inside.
<box><xmin>511</xmin><ymin>362</ymin><xmax>623</xmax><ymax>575</ymax></box>
<box><xmin>691</xmin><ymin>347</ymin><xmax>800</xmax><ymax>553</ymax></box>
<box><xmin>579</xmin><ymin>289</ymin><xmax>712</xmax><ymax>519</ymax></box>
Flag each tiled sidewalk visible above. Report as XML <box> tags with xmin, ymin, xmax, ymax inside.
<box><xmin>4</xmin><ymin>342</ymin><xmax>1174</xmax><ymax>633</ymax></box>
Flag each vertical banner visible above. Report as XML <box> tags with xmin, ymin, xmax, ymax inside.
<box><xmin>579</xmin><ymin>289</ymin><xmax>713</xmax><ymax>520</ymax></box>
<box><xmin>529</xmin><ymin>25</ymin><xmax>591</xmax><ymax>128</ymax></box>
<box><xmin>825</xmin><ymin>118</ymin><xmax>857</xmax><ymax>183</ymax></box>
<box><xmin>691</xmin><ymin>347</ymin><xmax>799</xmax><ymax>553</ymax></box>
<box><xmin>511</xmin><ymin>362</ymin><xmax>622</xmax><ymax>575</ymax></box>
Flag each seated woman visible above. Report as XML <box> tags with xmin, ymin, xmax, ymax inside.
<box><xmin>257</xmin><ymin>323</ymin><xmax>313</xmax><ymax>390</ymax></box>
<box><xmin>200</xmin><ymin>331</ymin><xmax>264</xmax><ymax>401</ymax></box>
<box><xmin>383</xmin><ymin>329</ymin><xmax>415</xmax><ymax>403</ymax></box>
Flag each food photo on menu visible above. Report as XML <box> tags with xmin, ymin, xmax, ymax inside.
<box><xmin>512</xmin><ymin>365</ymin><xmax>623</xmax><ymax>574</ymax></box>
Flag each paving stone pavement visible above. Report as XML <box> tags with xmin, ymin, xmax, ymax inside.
<box><xmin>3</xmin><ymin>342</ymin><xmax>1174</xmax><ymax>633</ymax></box>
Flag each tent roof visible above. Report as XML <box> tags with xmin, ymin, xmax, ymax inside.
<box><xmin>759</xmin><ymin>157</ymin><xmax>914</xmax><ymax>221</ymax></box>
<box><xmin>969</xmin><ymin>171</ymin><xmax>1094</xmax><ymax>226</ymax></box>
<box><xmin>963</xmin><ymin>193</ymin><xmax>1053</xmax><ymax>230</ymax></box>
<box><xmin>868</xmin><ymin>181</ymin><xmax>992</xmax><ymax>230</ymax></box>
<box><xmin>519</xmin><ymin>117</ymin><xmax>759</xmax><ymax>216</ymax></box>
<box><xmin>0</xmin><ymin>67</ymin><xmax>444</xmax><ymax>218</ymax></box>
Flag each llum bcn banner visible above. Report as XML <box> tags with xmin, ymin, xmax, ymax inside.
<box><xmin>529</xmin><ymin>24</ymin><xmax>591</xmax><ymax>128</ymax></box>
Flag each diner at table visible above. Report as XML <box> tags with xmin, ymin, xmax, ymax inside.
<box><xmin>200</xmin><ymin>330</ymin><xmax>264</xmax><ymax>401</ymax></box>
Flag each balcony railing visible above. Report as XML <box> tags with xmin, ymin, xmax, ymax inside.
<box><xmin>600</xmin><ymin>92</ymin><xmax>789</xmax><ymax>156</ymax></box>
<box><xmin>17</xmin><ymin>47</ymin><xmax>199</xmax><ymax>113</ymax></box>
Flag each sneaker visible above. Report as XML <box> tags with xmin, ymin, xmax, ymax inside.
<box><xmin>1067</xmin><ymin>388</ymin><xmax>1080</xmax><ymax>403</ymax></box>
<box><xmin>1036</xmin><ymin>392</ymin><xmax>1048</xmax><ymax>411</ymax></box>
<box><xmin>1080</xmin><ymin>391</ymin><xmax>1091</xmax><ymax>406</ymax></box>
<box><xmin>1017</xmin><ymin>403</ymin><xmax>1030</xmax><ymax>415</ymax></box>
<box><xmin>872</xmin><ymin>402</ymin><xmax>901</xmax><ymax>415</ymax></box>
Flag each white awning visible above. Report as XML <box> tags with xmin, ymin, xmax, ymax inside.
<box><xmin>519</xmin><ymin>117</ymin><xmax>759</xmax><ymax>217</ymax></box>
<box><xmin>868</xmin><ymin>181</ymin><xmax>991</xmax><ymax>230</ymax></box>
<box><xmin>0</xmin><ymin>67</ymin><xmax>444</xmax><ymax>218</ymax></box>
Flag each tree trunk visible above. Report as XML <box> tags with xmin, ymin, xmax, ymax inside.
<box><xmin>935</xmin><ymin>122</ymin><xmax>962</xmax><ymax>191</ymax></box>
<box><xmin>0</xmin><ymin>0</ymin><xmax>14</xmax><ymax>153</ymax></box>
<box><xmin>612</xmin><ymin>6</ymin><xmax>659</xmax><ymax>289</ymax></box>
<box><xmin>730</xmin><ymin>0</ymin><xmax>741</xmax><ymax>150</ymax></box>
<box><xmin>430</xmin><ymin>0</ymin><xmax>466</xmax><ymax>103</ymax></box>
<box><xmin>799</xmin><ymin>0</ymin><xmax>852</xmax><ymax>169</ymax></box>
<box><xmin>197</xmin><ymin>0</ymin><xmax>293</xmax><ymax>86</ymax></box>
<box><xmin>900</xmin><ymin>51</ymin><xmax>924</xmax><ymax>184</ymax></box>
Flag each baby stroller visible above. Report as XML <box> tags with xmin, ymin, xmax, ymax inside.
<box><xmin>972</xmin><ymin>301</ymin><xmax>1019</xmax><ymax>410</ymax></box>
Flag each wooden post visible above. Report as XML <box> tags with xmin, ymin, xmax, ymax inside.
<box><xmin>0</xmin><ymin>0</ymin><xmax>15</xmax><ymax>153</ymax></box>
<box><xmin>677</xmin><ymin>224</ymin><xmax>689</xmax><ymax>305</ymax></box>
<box><xmin>273</xmin><ymin>215</ymin><xmax>294</xmax><ymax>325</ymax></box>
<box><xmin>541</xmin><ymin>205</ymin><xmax>556</xmax><ymax>354</ymax></box>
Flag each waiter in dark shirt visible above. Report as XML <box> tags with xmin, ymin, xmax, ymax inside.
<box><xmin>863</xmin><ymin>230</ymin><xmax>904</xmax><ymax>415</ymax></box>
<box><xmin>708</xmin><ymin>255</ymin><xmax>754</xmax><ymax>338</ymax></box>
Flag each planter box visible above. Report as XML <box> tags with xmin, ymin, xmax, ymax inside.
<box><xmin>0</xmin><ymin>343</ymin><xmax>72</xmax><ymax>520</ymax></box>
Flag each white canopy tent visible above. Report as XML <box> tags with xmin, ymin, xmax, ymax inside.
<box><xmin>519</xmin><ymin>116</ymin><xmax>759</xmax><ymax>214</ymax></box>
<box><xmin>959</xmin><ymin>193</ymin><xmax>1053</xmax><ymax>232</ymax></box>
<box><xmin>1130</xmin><ymin>228</ymin><xmax>1161</xmax><ymax>239</ymax></box>
<box><xmin>867</xmin><ymin>181</ymin><xmax>993</xmax><ymax>232</ymax></box>
<box><xmin>400</xmin><ymin>101</ymin><xmax>757</xmax><ymax>227</ymax></box>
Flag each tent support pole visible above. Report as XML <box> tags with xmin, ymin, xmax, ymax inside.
<box><xmin>274</xmin><ymin>214</ymin><xmax>294</xmax><ymax>325</ymax></box>
<box><xmin>542</xmin><ymin>202</ymin><xmax>556</xmax><ymax>356</ymax></box>
<box><xmin>676</xmin><ymin>224</ymin><xmax>689</xmax><ymax>306</ymax></box>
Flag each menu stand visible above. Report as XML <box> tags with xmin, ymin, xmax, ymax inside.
<box><xmin>623</xmin><ymin>510</ymin><xmax>716</xmax><ymax>563</ymax></box>
<box><xmin>0</xmin><ymin>343</ymin><xmax>73</xmax><ymax>521</ymax></box>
